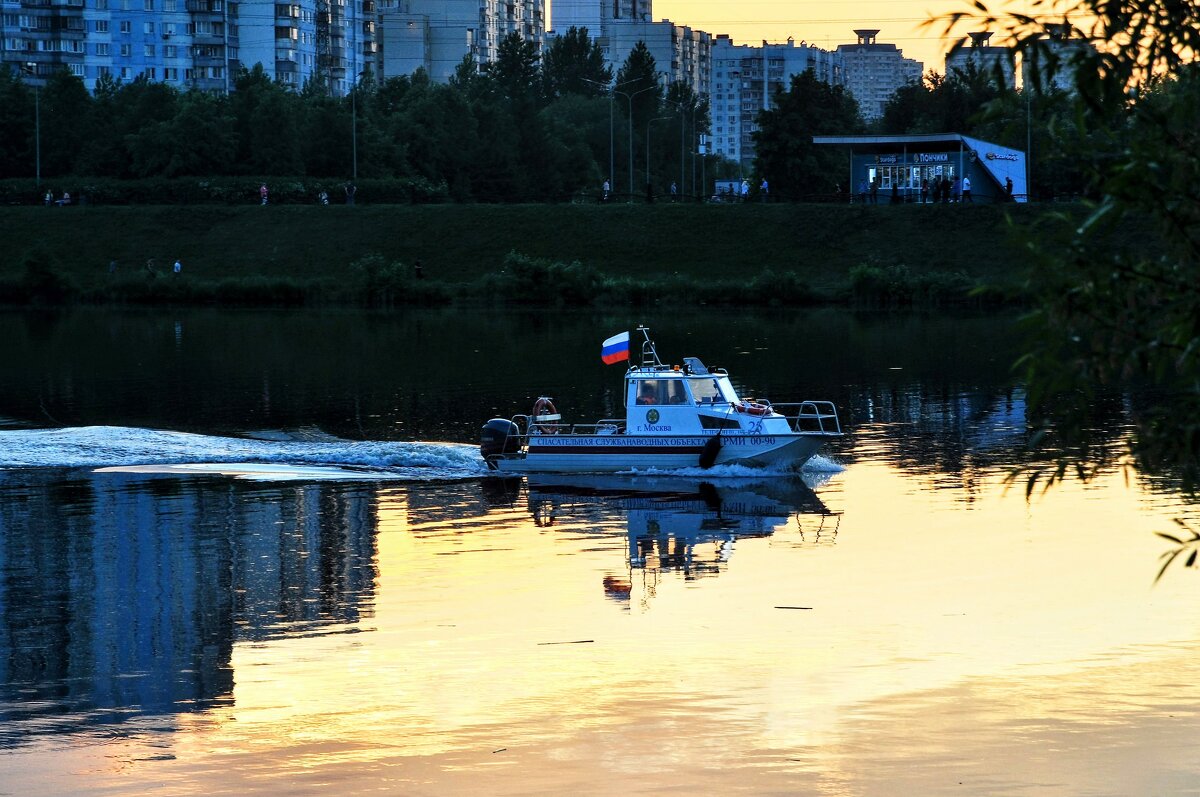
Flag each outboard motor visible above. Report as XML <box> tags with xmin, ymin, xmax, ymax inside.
<box><xmin>480</xmin><ymin>418</ymin><xmax>521</xmax><ymax>466</ymax></box>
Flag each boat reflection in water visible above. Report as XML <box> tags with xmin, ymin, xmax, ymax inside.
<box><xmin>518</xmin><ymin>474</ymin><xmax>840</xmax><ymax>605</ymax></box>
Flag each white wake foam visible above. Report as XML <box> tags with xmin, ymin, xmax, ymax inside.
<box><xmin>0</xmin><ymin>426</ymin><xmax>488</xmax><ymax>481</ymax></box>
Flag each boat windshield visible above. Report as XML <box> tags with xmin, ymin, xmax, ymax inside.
<box><xmin>635</xmin><ymin>378</ymin><xmax>690</xmax><ymax>405</ymax></box>
<box><xmin>689</xmin><ymin>376</ymin><xmax>737</xmax><ymax>405</ymax></box>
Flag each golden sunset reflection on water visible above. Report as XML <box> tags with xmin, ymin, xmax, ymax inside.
<box><xmin>27</xmin><ymin>458</ymin><xmax>1191</xmax><ymax>797</ymax></box>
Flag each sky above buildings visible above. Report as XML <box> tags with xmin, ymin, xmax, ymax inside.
<box><xmin>649</xmin><ymin>0</ymin><xmax>1004</xmax><ymax>75</ymax></box>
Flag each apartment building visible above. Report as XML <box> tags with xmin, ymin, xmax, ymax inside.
<box><xmin>376</xmin><ymin>0</ymin><xmax>545</xmax><ymax>83</ymax></box>
<box><xmin>238</xmin><ymin>0</ymin><xmax>376</xmax><ymax>94</ymax></box>
<box><xmin>835</xmin><ymin>29</ymin><xmax>921</xmax><ymax>121</ymax></box>
<box><xmin>551</xmin><ymin>0</ymin><xmax>650</xmax><ymax>34</ymax></box>
<box><xmin>2</xmin><ymin>0</ymin><xmax>239</xmax><ymax>92</ymax></box>
<box><xmin>945</xmin><ymin>31</ymin><xmax>1014</xmax><ymax>88</ymax></box>
<box><xmin>602</xmin><ymin>17</ymin><xmax>708</xmax><ymax>98</ymax></box>
<box><xmin>1019</xmin><ymin>23</ymin><xmax>1091</xmax><ymax>92</ymax></box>
<box><xmin>710</xmin><ymin>34</ymin><xmax>843</xmax><ymax>168</ymax></box>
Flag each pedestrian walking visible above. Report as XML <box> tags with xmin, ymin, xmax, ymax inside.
<box><xmin>920</xmin><ymin>178</ymin><xmax>929</xmax><ymax>204</ymax></box>
<box><xmin>760</xmin><ymin>177</ymin><xmax>769</xmax><ymax>203</ymax></box>
<box><xmin>961</xmin><ymin>175</ymin><xmax>973</xmax><ymax>203</ymax></box>
<box><xmin>602</xmin><ymin>179</ymin><xmax>610</xmax><ymax>202</ymax></box>
<box><xmin>857</xmin><ymin>179</ymin><xmax>868</xmax><ymax>204</ymax></box>
<box><xmin>345</xmin><ymin>182</ymin><xmax>356</xmax><ymax>205</ymax></box>
<box><xmin>260</xmin><ymin>183</ymin><xmax>269</xmax><ymax>205</ymax></box>
<box><xmin>670</xmin><ymin>181</ymin><xmax>678</xmax><ymax>201</ymax></box>
<box><xmin>1005</xmin><ymin>176</ymin><xmax>1014</xmax><ymax>201</ymax></box>
<box><xmin>173</xmin><ymin>259</ymin><xmax>182</xmax><ymax>276</ymax></box>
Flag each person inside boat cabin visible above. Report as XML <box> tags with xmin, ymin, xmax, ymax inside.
<box><xmin>636</xmin><ymin>379</ymin><xmax>688</xmax><ymax>405</ymax></box>
<box><xmin>637</xmin><ymin>381</ymin><xmax>660</xmax><ymax>405</ymax></box>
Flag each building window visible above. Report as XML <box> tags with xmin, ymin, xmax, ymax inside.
<box><xmin>165</xmin><ymin>67</ymin><xmax>178</xmax><ymax>80</ymax></box>
<box><xmin>144</xmin><ymin>22</ymin><xmax>154</xmax><ymax>34</ymax></box>
<box><xmin>144</xmin><ymin>67</ymin><xmax>155</xmax><ymax>79</ymax></box>
<box><xmin>95</xmin><ymin>19</ymin><xmax>109</xmax><ymax>32</ymax></box>
<box><xmin>120</xmin><ymin>43</ymin><xmax>131</xmax><ymax>56</ymax></box>
<box><xmin>164</xmin><ymin>0</ymin><xmax>176</xmax><ymax>8</ymax></box>
<box><xmin>120</xmin><ymin>66</ymin><xmax>132</xmax><ymax>79</ymax></box>
<box><xmin>98</xmin><ymin>65</ymin><xmax>111</xmax><ymax>76</ymax></box>
<box><xmin>144</xmin><ymin>0</ymin><xmax>153</xmax><ymax>8</ymax></box>
<box><xmin>95</xmin><ymin>0</ymin><xmax>108</xmax><ymax>8</ymax></box>
<box><xmin>95</xmin><ymin>42</ymin><xmax>109</xmax><ymax>54</ymax></box>
<box><xmin>144</xmin><ymin>44</ymin><xmax>154</xmax><ymax>56</ymax></box>
<box><xmin>164</xmin><ymin>45</ymin><xmax>176</xmax><ymax>57</ymax></box>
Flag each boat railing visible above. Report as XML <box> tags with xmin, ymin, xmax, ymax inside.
<box><xmin>510</xmin><ymin>415</ymin><xmax>627</xmax><ymax>440</ymax></box>
<box><xmin>769</xmin><ymin>401</ymin><xmax>842</xmax><ymax>435</ymax></box>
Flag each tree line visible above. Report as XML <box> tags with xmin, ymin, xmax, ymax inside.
<box><xmin>0</xmin><ymin>27</ymin><xmax>713</xmax><ymax>202</ymax></box>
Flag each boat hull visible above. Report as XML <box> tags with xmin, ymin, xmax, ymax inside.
<box><xmin>489</xmin><ymin>432</ymin><xmax>833</xmax><ymax>473</ymax></box>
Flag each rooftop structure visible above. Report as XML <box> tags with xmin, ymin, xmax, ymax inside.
<box><xmin>945</xmin><ymin>31</ymin><xmax>1014</xmax><ymax>89</ymax></box>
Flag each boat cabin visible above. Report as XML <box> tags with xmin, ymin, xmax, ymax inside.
<box><xmin>624</xmin><ymin>358</ymin><xmax>784</xmax><ymax>436</ymax></box>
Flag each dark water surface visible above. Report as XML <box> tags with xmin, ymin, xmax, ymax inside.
<box><xmin>0</xmin><ymin>307</ymin><xmax>1197</xmax><ymax>796</ymax></box>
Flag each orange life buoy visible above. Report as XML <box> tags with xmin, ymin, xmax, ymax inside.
<box><xmin>531</xmin><ymin>397</ymin><xmax>562</xmax><ymax>434</ymax></box>
<box><xmin>735</xmin><ymin>401</ymin><xmax>770</xmax><ymax>417</ymax></box>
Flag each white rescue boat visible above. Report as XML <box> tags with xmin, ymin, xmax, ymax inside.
<box><xmin>480</xmin><ymin>327</ymin><xmax>842</xmax><ymax>473</ymax></box>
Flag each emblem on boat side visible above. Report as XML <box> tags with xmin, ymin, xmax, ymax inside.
<box><xmin>646</xmin><ymin>409</ymin><xmax>660</xmax><ymax>424</ymax></box>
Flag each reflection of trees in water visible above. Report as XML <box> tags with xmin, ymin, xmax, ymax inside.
<box><xmin>0</xmin><ymin>471</ymin><xmax>377</xmax><ymax>747</ymax></box>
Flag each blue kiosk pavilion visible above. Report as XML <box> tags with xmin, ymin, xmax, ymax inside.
<box><xmin>813</xmin><ymin>133</ymin><xmax>1027</xmax><ymax>203</ymax></box>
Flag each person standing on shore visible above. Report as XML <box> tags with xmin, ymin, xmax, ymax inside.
<box><xmin>345</xmin><ymin>182</ymin><xmax>356</xmax><ymax>205</ymax></box>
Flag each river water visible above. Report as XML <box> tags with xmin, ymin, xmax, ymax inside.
<box><xmin>0</xmin><ymin>307</ymin><xmax>1197</xmax><ymax>796</ymax></box>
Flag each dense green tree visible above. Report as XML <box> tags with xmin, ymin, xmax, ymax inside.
<box><xmin>542</xmin><ymin>27</ymin><xmax>612</xmax><ymax>100</ymax></box>
<box><xmin>37</xmin><ymin>70</ymin><xmax>93</xmax><ymax>177</ymax></box>
<box><xmin>752</xmin><ymin>69</ymin><xmax>864</xmax><ymax>198</ymax></box>
<box><xmin>961</xmin><ymin>0</ymin><xmax>1200</xmax><ymax>493</ymax></box>
<box><xmin>0</xmin><ymin>66</ymin><xmax>33</xmax><ymax>179</ymax></box>
<box><xmin>489</xmin><ymin>32</ymin><xmax>542</xmax><ymax>104</ymax></box>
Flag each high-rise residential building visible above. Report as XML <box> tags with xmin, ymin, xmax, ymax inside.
<box><xmin>548</xmin><ymin>2</ymin><xmax>707</xmax><ymax>101</ymax></box>
<box><xmin>551</xmin><ymin>0</ymin><xmax>650</xmax><ymax>34</ymax></box>
<box><xmin>835</xmin><ymin>29</ymin><xmax>921</xmax><ymax>121</ymax></box>
<box><xmin>1019</xmin><ymin>23</ymin><xmax>1091</xmax><ymax>93</ymax></box>
<box><xmin>2</xmin><ymin>0</ymin><xmax>240</xmax><ymax>92</ymax></box>
<box><xmin>375</xmin><ymin>0</ymin><xmax>545</xmax><ymax>83</ymax></box>
<box><xmin>945</xmin><ymin>31</ymin><xmax>1014</xmax><ymax>88</ymax></box>
<box><xmin>239</xmin><ymin>0</ymin><xmax>375</xmax><ymax>94</ymax></box>
<box><xmin>710</xmin><ymin>34</ymin><xmax>843</xmax><ymax>169</ymax></box>
<box><xmin>603</xmin><ymin>18</ymin><xmax>708</xmax><ymax>98</ymax></box>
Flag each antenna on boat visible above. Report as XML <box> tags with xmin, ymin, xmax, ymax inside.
<box><xmin>636</xmin><ymin>325</ymin><xmax>663</xmax><ymax>367</ymax></box>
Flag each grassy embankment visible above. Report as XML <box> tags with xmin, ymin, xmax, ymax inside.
<box><xmin>0</xmin><ymin>202</ymin><xmax>1069</xmax><ymax>307</ymax></box>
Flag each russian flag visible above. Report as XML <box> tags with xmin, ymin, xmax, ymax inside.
<box><xmin>601</xmin><ymin>331</ymin><xmax>630</xmax><ymax>365</ymax></box>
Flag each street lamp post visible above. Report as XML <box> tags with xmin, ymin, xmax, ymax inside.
<box><xmin>351</xmin><ymin>69</ymin><xmax>368</xmax><ymax>182</ymax></box>
<box><xmin>614</xmin><ymin>83</ymin><xmax>658</xmax><ymax>201</ymax></box>
<box><xmin>21</xmin><ymin>63</ymin><xmax>40</xmax><ymax>188</ymax></box>
<box><xmin>581</xmin><ymin>78</ymin><xmax>635</xmax><ymax>196</ymax></box>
